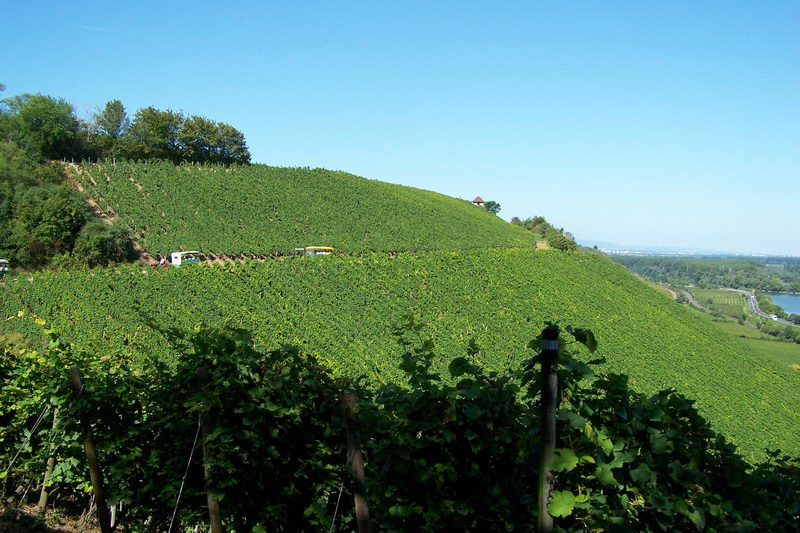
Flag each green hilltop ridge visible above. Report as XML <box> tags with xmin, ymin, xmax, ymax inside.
<box><xmin>2</xmin><ymin>250</ymin><xmax>798</xmax><ymax>460</ymax></box>
<box><xmin>69</xmin><ymin>160</ymin><xmax>536</xmax><ymax>255</ymax></box>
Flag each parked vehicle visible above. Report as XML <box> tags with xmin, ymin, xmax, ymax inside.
<box><xmin>304</xmin><ymin>246</ymin><xmax>334</xmax><ymax>256</ymax></box>
<box><xmin>170</xmin><ymin>251</ymin><xmax>203</xmax><ymax>268</ymax></box>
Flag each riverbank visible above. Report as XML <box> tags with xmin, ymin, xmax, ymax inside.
<box><xmin>767</xmin><ymin>292</ymin><xmax>800</xmax><ymax>316</ymax></box>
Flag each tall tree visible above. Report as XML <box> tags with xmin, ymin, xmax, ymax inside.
<box><xmin>0</xmin><ymin>93</ymin><xmax>33</xmax><ymax>114</ymax></box>
<box><xmin>215</xmin><ymin>122</ymin><xmax>250</xmax><ymax>164</ymax></box>
<box><xmin>0</xmin><ymin>141</ymin><xmax>36</xmax><ymax>185</ymax></box>
<box><xmin>128</xmin><ymin>107</ymin><xmax>183</xmax><ymax>160</ymax></box>
<box><xmin>94</xmin><ymin>99</ymin><xmax>130</xmax><ymax>139</ymax></box>
<box><xmin>4</xmin><ymin>95</ymin><xmax>78</xmax><ymax>160</ymax></box>
<box><xmin>179</xmin><ymin>115</ymin><xmax>217</xmax><ymax>162</ymax></box>
<box><xmin>483</xmin><ymin>200</ymin><xmax>501</xmax><ymax>215</ymax></box>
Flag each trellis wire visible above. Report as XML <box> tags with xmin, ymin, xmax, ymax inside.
<box><xmin>328</xmin><ymin>473</ymin><xmax>347</xmax><ymax>533</ymax></box>
<box><xmin>168</xmin><ymin>413</ymin><xmax>203</xmax><ymax>533</ymax></box>
<box><xmin>3</xmin><ymin>405</ymin><xmax>49</xmax><ymax>475</ymax></box>
<box><xmin>3</xmin><ymin>385</ymin><xmax>84</xmax><ymax>504</ymax></box>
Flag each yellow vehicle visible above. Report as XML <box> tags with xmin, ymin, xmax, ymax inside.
<box><xmin>304</xmin><ymin>246</ymin><xmax>334</xmax><ymax>257</ymax></box>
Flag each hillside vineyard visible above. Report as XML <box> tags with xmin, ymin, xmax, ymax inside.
<box><xmin>3</xmin><ymin>249</ymin><xmax>798</xmax><ymax>460</ymax></box>
<box><xmin>70</xmin><ymin>161</ymin><xmax>536</xmax><ymax>255</ymax></box>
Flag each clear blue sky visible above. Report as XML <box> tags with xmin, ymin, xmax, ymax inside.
<box><xmin>3</xmin><ymin>1</ymin><xmax>798</xmax><ymax>255</ymax></box>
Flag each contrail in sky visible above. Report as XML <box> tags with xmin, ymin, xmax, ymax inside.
<box><xmin>66</xmin><ymin>23</ymin><xmax>108</xmax><ymax>32</ymax></box>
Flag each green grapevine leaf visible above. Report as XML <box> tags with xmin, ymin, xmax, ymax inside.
<box><xmin>548</xmin><ymin>490</ymin><xmax>576</xmax><ymax>518</ymax></box>
<box><xmin>595</xmin><ymin>464</ymin><xmax>619</xmax><ymax>487</ymax></box>
<box><xmin>630</xmin><ymin>463</ymin><xmax>654</xmax><ymax>484</ymax></box>
<box><xmin>566</xmin><ymin>326</ymin><xmax>597</xmax><ymax>353</ymax></box>
<box><xmin>551</xmin><ymin>448</ymin><xmax>579</xmax><ymax>472</ymax></box>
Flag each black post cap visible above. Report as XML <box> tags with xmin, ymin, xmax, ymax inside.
<box><xmin>542</xmin><ymin>325</ymin><xmax>559</xmax><ymax>341</ymax></box>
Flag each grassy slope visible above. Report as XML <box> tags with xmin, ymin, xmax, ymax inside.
<box><xmin>71</xmin><ymin>161</ymin><xmax>535</xmax><ymax>255</ymax></box>
<box><xmin>712</xmin><ymin>320</ymin><xmax>774</xmax><ymax>340</ymax></box>
<box><xmin>687</xmin><ymin>288</ymin><xmax>747</xmax><ymax>317</ymax></box>
<box><xmin>712</xmin><ymin>320</ymin><xmax>800</xmax><ymax>366</ymax></box>
<box><xmin>739</xmin><ymin>338</ymin><xmax>800</xmax><ymax>367</ymax></box>
<box><xmin>644</xmin><ymin>280</ymin><xmax>675</xmax><ymax>299</ymax></box>
<box><xmin>2</xmin><ymin>250</ymin><xmax>798</xmax><ymax>460</ymax></box>
<box><xmin>653</xmin><ymin>286</ymin><xmax>800</xmax><ymax>368</ymax></box>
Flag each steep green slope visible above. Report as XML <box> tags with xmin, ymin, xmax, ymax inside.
<box><xmin>70</xmin><ymin>161</ymin><xmax>535</xmax><ymax>255</ymax></box>
<box><xmin>2</xmin><ymin>250</ymin><xmax>797</xmax><ymax>460</ymax></box>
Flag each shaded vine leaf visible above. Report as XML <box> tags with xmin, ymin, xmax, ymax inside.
<box><xmin>548</xmin><ymin>490</ymin><xmax>576</xmax><ymax>518</ymax></box>
<box><xmin>449</xmin><ymin>357</ymin><xmax>472</xmax><ymax>378</ymax></box>
<box><xmin>551</xmin><ymin>448</ymin><xmax>579</xmax><ymax>472</ymax></box>
<box><xmin>566</xmin><ymin>326</ymin><xmax>597</xmax><ymax>353</ymax></box>
<box><xmin>594</xmin><ymin>464</ymin><xmax>619</xmax><ymax>487</ymax></box>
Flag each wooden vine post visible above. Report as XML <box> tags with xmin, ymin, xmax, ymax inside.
<box><xmin>69</xmin><ymin>366</ymin><xmax>112</xmax><ymax>533</ymax></box>
<box><xmin>36</xmin><ymin>408</ymin><xmax>59</xmax><ymax>515</ymax></box>
<box><xmin>537</xmin><ymin>326</ymin><xmax>560</xmax><ymax>533</ymax></box>
<box><xmin>342</xmin><ymin>393</ymin><xmax>371</xmax><ymax>533</ymax></box>
<box><xmin>197</xmin><ymin>366</ymin><xmax>223</xmax><ymax>533</ymax></box>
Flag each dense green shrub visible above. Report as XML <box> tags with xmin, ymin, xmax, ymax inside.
<box><xmin>8</xmin><ymin>184</ymin><xmax>89</xmax><ymax>265</ymax></box>
<box><xmin>1</xmin><ymin>322</ymin><xmax>797</xmax><ymax>531</ymax></box>
<box><xmin>548</xmin><ymin>233</ymin><xmax>577</xmax><ymax>252</ymax></box>
<box><xmin>511</xmin><ymin>215</ymin><xmax>577</xmax><ymax>251</ymax></box>
<box><xmin>72</xmin><ymin>220</ymin><xmax>135</xmax><ymax>267</ymax></box>
<box><xmin>0</xmin><ymin>325</ymin><xmax>351</xmax><ymax>530</ymax></box>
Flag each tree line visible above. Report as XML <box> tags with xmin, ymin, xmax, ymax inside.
<box><xmin>0</xmin><ymin>86</ymin><xmax>250</xmax><ymax>165</ymax></box>
<box><xmin>614</xmin><ymin>256</ymin><xmax>800</xmax><ymax>294</ymax></box>
<box><xmin>89</xmin><ymin>101</ymin><xmax>250</xmax><ymax>165</ymax></box>
<box><xmin>0</xmin><ymin>82</ymin><xmax>251</xmax><ymax>269</ymax></box>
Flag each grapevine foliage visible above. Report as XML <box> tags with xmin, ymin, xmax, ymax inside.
<box><xmin>1</xmin><ymin>322</ymin><xmax>798</xmax><ymax>531</ymax></box>
<box><xmin>72</xmin><ymin>160</ymin><xmax>536</xmax><ymax>255</ymax></box>
<box><xmin>2</xmin><ymin>250</ymin><xmax>798</xmax><ymax>459</ymax></box>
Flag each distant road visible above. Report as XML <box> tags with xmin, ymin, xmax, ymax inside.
<box><xmin>722</xmin><ymin>288</ymin><xmax>799</xmax><ymax>327</ymax></box>
<box><xmin>661</xmin><ymin>285</ymin><xmax>677</xmax><ymax>299</ymax></box>
<box><xmin>679</xmin><ymin>288</ymin><xmax>708</xmax><ymax>312</ymax></box>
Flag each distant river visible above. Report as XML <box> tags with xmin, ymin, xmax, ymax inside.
<box><xmin>767</xmin><ymin>293</ymin><xmax>800</xmax><ymax>315</ymax></box>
